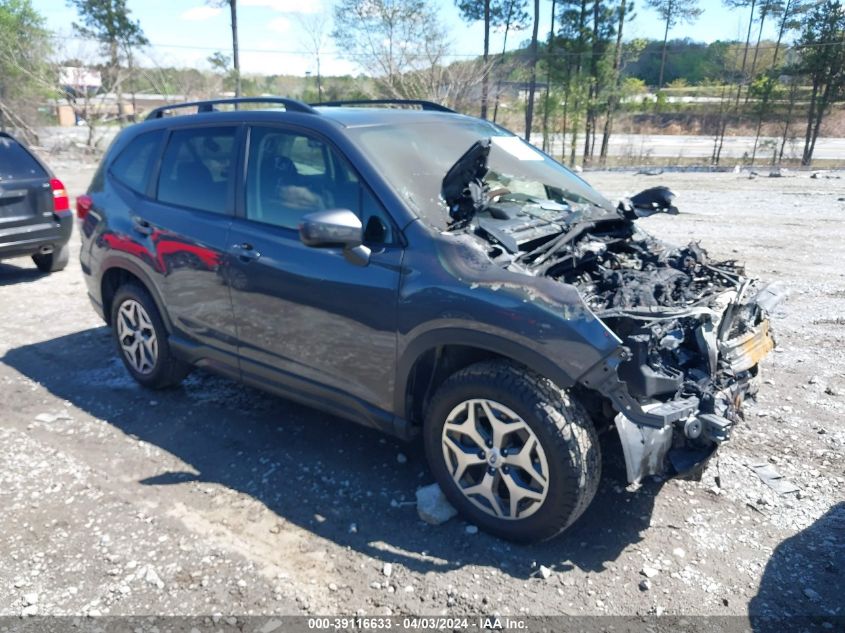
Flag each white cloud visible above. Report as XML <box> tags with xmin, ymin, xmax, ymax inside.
<box><xmin>240</xmin><ymin>0</ymin><xmax>320</xmax><ymax>13</ymax></box>
<box><xmin>267</xmin><ymin>16</ymin><xmax>291</xmax><ymax>33</ymax></box>
<box><xmin>181</xmin><ymin>6</ymin><xmax>222</xmax><ymax>21</ymax></box>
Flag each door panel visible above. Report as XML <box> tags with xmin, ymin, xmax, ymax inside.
<box><xmin>135</xmin><ymin>199</ymin><xmax>237</xmax><ymax>355</ymax></box>
<box><xmin>136</xmin><ymin>125</ymin><xmax>240</xmax><ymax>359</ymax></box>
<box><xmin>227</xmin><ymin>221</ymin><xmax>401</xmax><ymax>411</ymax></box>
<box><xmin>228</xmin><ymin>125</ymin><xmax>402</xmax><ymax>414</ymax></box>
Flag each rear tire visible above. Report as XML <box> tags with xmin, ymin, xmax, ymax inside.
<box><xmin>110</xmin><ymin>283</ymin><xmax>190</xmax><ymax>389</ymax></box>
<box><xmin>423</xmin><ymin>360</ymin><xmax>601</xmax><ymax>543</ymax></box>
<box><xmin>32</xmin><ymin>243</ymin><xmax>69</xmax><ymax>273</ymax></box>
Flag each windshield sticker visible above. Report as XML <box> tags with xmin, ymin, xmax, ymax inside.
<box><xmin>491</xmin><ymin>136</ymin><xmax>544</xmax><ymax>161</ymax></box>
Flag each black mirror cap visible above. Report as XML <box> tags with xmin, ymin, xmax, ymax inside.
<box><xmin>299</xmin><ymin>209</ymin><xmax>363</xmax><ymax>248</ymax></box>
<box><xmin>630</xmin><ymin>186</ymin><xmax>678</xmax><ymax>213</ymax></box>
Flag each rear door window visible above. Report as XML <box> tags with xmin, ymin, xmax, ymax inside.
<box><xmin>110</xmin><ymin>130</ymin><xmax>164</xmax><ymax>194</ymax></box>
<box><xmin>156</xmin><ymin>127</ymin><xmax>236</xmax><ymax>215</ymax></box>
<box><xmin>0</xmin><ymin>135</ymin><xmax>47</xmax><ymax>181</ymax></box>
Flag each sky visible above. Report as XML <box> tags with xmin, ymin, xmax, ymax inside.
<box><xmin>33</xmin><ymin>0</ymin><xmax>788</xmax><ymax>77</ymax></box>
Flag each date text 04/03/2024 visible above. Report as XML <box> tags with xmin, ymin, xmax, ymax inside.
<box><xmin>306</xmin><ymin>616</ymin><xmax>527</xmax><ymax>630</ymax></box>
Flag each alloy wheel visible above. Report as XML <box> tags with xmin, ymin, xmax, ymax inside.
<box><xmin>116</xmin><ymin>299</ymin><xmax>158</xmax><ymax>375</ymax></box>
<box><xmin>441</xmin><ymin>399</ymin><xmax>549</xmax><ymax>520</ymax></box>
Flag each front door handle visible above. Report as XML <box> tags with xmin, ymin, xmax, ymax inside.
<box><xmin>131</xmin><ymin>216</ymin><xmax>153</xmax><ymax>236</ymax></box>
<box><xmin>232</xmin><ymin>242</ymin><xmax>260</xmax><ymax>262</ymax></box>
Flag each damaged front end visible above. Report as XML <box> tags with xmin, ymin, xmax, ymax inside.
<box><xmin>573</xmin><ymin>252</ymin><xmax>785</xmax><ymax>483</ymax></box>
<box><xmin>517</xmin><ymin>203</ymin><xmax>786</xmax><ymax>484</ymax></box>
<box><xmin>442</xmin><ymin>142</ymin><xmax>786</xmax><ymax>484</ymax></box>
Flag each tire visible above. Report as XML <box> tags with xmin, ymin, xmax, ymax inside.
<box><xmin>110</xmin><ymin>283</ymin><xmax>190</xmax><ymax>389</ymax></box>
<box><xmin>32</xmin><ymin>243</ymin><xmax>69</xmax><ymax>273</ymax></box>
<box><xmin>423</xmin><ymin>360</ymin><xmax>601</xmax><ymax>543</ymax></box>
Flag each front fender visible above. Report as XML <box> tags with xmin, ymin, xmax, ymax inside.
<box><xmin>395</xmin><ymin>225</ymin><xmax>623</xmax><ymax>414</ymax></box>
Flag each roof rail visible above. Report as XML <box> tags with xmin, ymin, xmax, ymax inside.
<box><xmin>313</xmin><ymin>99</ymin><xmax>455</xmax><ymax>113</ymax></box>
<box><xmin>145</xmin><ymin>97</ymin><xmax>317</xmax><ymax>120</ymax></box>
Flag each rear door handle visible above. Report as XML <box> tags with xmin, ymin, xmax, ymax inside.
<box><xmin>131</xmin><ymin>216</ymin><xmax>153</xmax><ymax>235</ymax></box>
<box><xmin>232</xmin><ymin>242</ymin><xmax>260</xmax><ymax>262</ymax></box>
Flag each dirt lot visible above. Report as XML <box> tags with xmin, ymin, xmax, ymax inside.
<box><xmin>0</xmin><ymin>164</ymin><xmax>843</xmax><ymax>626</ymax></box>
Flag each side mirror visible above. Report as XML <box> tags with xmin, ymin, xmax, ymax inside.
<box><xmin>299</xmin><ymin>209</ymin><xmax>370</xmax><ymax>266</ymax></box>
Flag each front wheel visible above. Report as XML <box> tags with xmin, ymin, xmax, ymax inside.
<box><xmin>423</xmin><ymin>361</ymin><xmax>601</xmax><ymax>542</ymax></box>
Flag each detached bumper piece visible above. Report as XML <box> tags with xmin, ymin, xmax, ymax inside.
<box><xmin>613</xmin><ymin>410</ymin><xmax>734</xmax><ymax>484</ymax></box>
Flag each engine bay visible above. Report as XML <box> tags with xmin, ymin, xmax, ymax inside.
<box><xmin>442</xmin><ymin>141</ymin><xmax>782</xmax><ymax>434</ymax></box>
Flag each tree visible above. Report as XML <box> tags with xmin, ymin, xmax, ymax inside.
<box><xmin>778</xmin><ymin>72</ymin><xmax>801</xmax><ymax>162</ymax></box>
<box><xmin>296</xmin><ymin>11</ymin><xmax>330</xmax><ymax>103</ymax></box>
<box><xmin>208</xmin><ymin>0</ymin><xmax>240</xmax><ymax>97</ymax></box>
<box><xmin>582</xmin><ymin>0</ymin><xmax>617</xmax><ymax>163</ymax></box>
<box><xmin>556</xmin><ymin>0</ymin><xmax>592</xmax><ymax>165</ymax></box>
<box><xmin>491</xmin><ymin>0</ymin><xmax>530</xmax><ymax>122</ymax></box>
<box><xmin>67</xmin><ymin>0</ymin><xmax>148</xmax><ymax>121</ymax></box>
<box><xmin>749</xmin><ymin>0</ymin><xmax>808</xmax><ymax>163</ymax></box>
<box><xmin>746</xmin><ymin>0</ymin><xmax>784</xmax><ymax>99</ymax></box>
<box><xmin>711</xmin><ymin>0</ymin><xmax>758</xmax><ymax>164</ymax></box>
<box><xmin>455</xmin><ymin>0</ymin><xmax>528</xmax><ymax>118</ymax></box>
<box><xmin>207</xmin><ymin>50</ymin><xmax>239</xmax><ymax>94</ymax></box>
<box><xmin>207</xmin><ymin>51</ymin><xmax>231</xmax><ymax>73</ymax></box>
<box><xmin>796</xmin><ymin>0</ymin><xmax>845</xmax><ymax>165</ymax></box>
<box><xmin>541</xmin><ymin>0</ymin><xmax>559</xmax><ymax>152</ymax></box>
<box><xmin>0</xmin><ymin>0</ymin><xmax>52</xmax><ymax>137</ymax></box>
<box><xmin>646</xmin><ymin>0</ymin><xmax>703</xmax><ymax>88</ymax></box>
<box><xmin>456</xmin><ymin>0</ymin><xmax>492</xmax><ymax>117</ymax></box>
<box><xmin>524</xmin><ymin>0</ymin><xmax>540</xmax><ymax>141</ymax></box>
<box><xmin>600</xmin><ymin>0</ymin><xmax>636</xmax><ymax>163</ymax></box>
<box><xmin>332</xmin><ymin>0</ymin><xmax>451</xmax><ymax>100</ymax></box>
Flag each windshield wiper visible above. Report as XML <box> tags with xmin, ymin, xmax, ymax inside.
<box><xmin>442</xmin><ymin>139</ymin><xmax>491</xmax><ymax>226</ymax></box>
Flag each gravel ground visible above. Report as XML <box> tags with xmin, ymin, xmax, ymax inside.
<box><xmin>0</xmin><ymin>163</ymin><xmax>843</xmax><ymax>627</ymax></box>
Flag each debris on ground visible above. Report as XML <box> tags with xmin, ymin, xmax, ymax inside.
<box><xmin>750</xmin><ymin>463</ymin><xmax>801</xmax><ymax>495</ymax></box>
<box><xmin>415</xmin><ymin>483</ymin><xmax>458</xmax><ymax>525</ymax></box>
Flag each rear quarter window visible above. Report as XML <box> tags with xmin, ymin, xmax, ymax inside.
<box><xmin>110</xmin><ymin>130</ymin><xmax>165</xmax><ymax>194</ymax></box>
<box><xmin>0</xmin><ymin>135</ymin><xmax>47</xmax><ymax>180</ymax></box>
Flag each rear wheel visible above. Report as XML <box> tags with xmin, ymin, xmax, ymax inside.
<box><xmin>32</xmin><ymin>243</ymin><xmax>69</xmax><ymax>273</ymax></box>
<box><xmin>423</xmin><ymin>360</ymin><xmax>601</xmax><ymax>542</ymax></box>
<box><xmin>110</xmin><ymin>283</ymin><xmax>190</xmax><ymax>389</ymax></box>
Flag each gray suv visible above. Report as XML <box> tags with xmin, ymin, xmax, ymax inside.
<box><xmin>78</xmin><ymin>98</ymin><xmax>783</xmax><ymax>542</ymax></box>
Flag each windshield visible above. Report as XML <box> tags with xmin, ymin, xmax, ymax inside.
<box><xmin>348</xmin><ymin>118</ymin><xmax>615</xmax><ymax>230</ymax></box>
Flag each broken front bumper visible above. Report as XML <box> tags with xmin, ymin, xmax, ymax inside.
<box><xmin>580</xmin><ymin>281</ymin><xmax>786</xmax><ymax>484</ymax></box>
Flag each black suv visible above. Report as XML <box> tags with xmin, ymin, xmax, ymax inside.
<box><xmin>0</xmin><ymin>132</ymin><xmax>72</xmax><ymax>272</ymax></box>
<box><xmin>79</xmin><ymin>98</ymin><xmax>783</xmax><ymax>542</ymax></box>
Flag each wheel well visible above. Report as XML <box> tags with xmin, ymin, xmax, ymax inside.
<box><xmin>403</xmin><ymin>344</ymin><xmax>617</xmax><ymax>434</ymax></box>
<box><xmin>404</xmin><ymin>345</ymin><xmax>512</xmax><ymax>426</ymax></box>
<box><xmin>100</xmin><ymin>267</ymin><xmax>145</xmax><ymax>327</ymax></box>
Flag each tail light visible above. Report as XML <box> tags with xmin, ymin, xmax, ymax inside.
<box><xmin>76</xmin><ymin>194</ymin><xmax>93</xmax><ymax>222</ymax></box>
<box><xmin>50</xmin><ymin>178</ymin><xmax>71</xmax><ymax>215</ymax></box>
